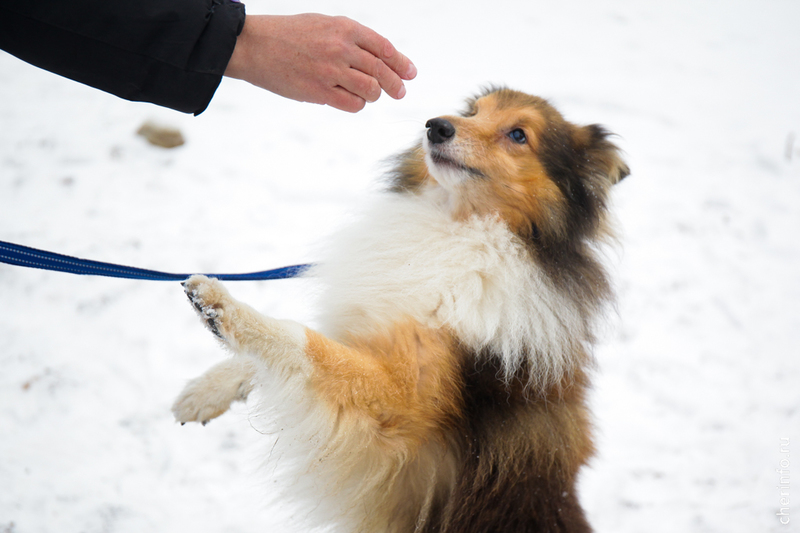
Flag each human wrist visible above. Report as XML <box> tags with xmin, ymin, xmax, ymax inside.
<box><xmin>224</xmin><ymin>15</ymin><xmax>249</xmax><ymax>80</ymax></box>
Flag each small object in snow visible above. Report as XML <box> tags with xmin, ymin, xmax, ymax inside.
<box><xmin>136</xmin><ymin>121</ymin><xmax>185</xmax><ymax>148</ymax></box>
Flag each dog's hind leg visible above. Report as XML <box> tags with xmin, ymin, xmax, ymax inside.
<box><xmin>172</xmin><ymin>357</ymin><xmax>257</xmax><ymax>425</ymax></box>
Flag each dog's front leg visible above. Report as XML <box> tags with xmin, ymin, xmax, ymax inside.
<box><xmin>172</xmin><ymin>357</ymin><xmax>257</xmax><ymax>425</ymax></box>
<box><xmin>182</xmin><ymin>275</ymin><xmax>312</xmax><ymax>375</ymax></box>
<box><xmin>174</xmin><ymin>275</ymin><xmax>313</xmax><ymax>425</ymax></box>
<box><xmin>178</xmin><ymin>276</ymin><xmax>459</xmax><ymax>440</ymax></box>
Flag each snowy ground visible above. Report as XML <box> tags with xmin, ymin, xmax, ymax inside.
<box><xmin>2</xmin><ymin>1</ymin><xmax>799</xmax><ymax>532</ymax></box>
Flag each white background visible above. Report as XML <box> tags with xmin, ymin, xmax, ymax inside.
<box><xmin>1</xmin><ymin>0</ymin><xmax>799</xmax><ymax>531</ymax></box>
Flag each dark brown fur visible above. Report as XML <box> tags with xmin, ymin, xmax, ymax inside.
<box><xmin>423</xmin><ymin>354</ymin><xmax>594</xmax><ymax>533</ymax></box>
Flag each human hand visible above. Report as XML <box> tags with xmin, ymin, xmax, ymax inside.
<box><xmin>224</xmin><ymin>14</ymin><xmax>417</xmax><ymax>113</ymax></box>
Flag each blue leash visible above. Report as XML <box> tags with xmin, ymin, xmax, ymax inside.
<box><xmin>0</xmin><ymin>240</ymin><xmax>312</xmax><ymax>281</ymax></box>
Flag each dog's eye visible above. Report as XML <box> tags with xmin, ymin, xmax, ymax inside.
<box><xmin>508</xmin><ymin>129</ymin><xmax>527</xmax><ymax>144</ymax></box>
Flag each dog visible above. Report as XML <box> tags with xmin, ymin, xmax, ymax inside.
<box><xmin>172</xmin><ymin>87</ymin><xmax>629</xmax><ymax>533</ymax></box>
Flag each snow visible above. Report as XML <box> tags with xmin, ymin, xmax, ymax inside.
<box><xmin>1</xmin><ymin>0</ymin><xmax>799</xmax><ymax>531</ymax></box>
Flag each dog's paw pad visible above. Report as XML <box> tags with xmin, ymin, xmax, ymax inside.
<box><xmin>199</xmin><ymin>307</ymin><xmax>224</xmax><ymax>339</ymax></box>
<box><xmin>182</xmin><ymin>275</ymin><xmax>227</xmax><ymax>340</ymax></box>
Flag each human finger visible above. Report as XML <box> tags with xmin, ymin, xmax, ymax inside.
<box><xmin>349</xmin><ymin>49</ymin><xmax>407</xmax><ymax>100</ymax></box>
<box><xmin>336</xmin><ymin>66</ymin><xmax>383</xmax><ymax>103</ymax></box>
<box><xmin>353</xmin><ymin>25</ymin><xmax>417</xmax><ymax>82</ymax></box>
<box><xmin>325</xmin><ymin>86</ymin><xmax>368</xmax><ymax>113</ymax></box>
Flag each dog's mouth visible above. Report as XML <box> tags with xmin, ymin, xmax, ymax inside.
<box><xmin>427</xmin><ymin>146</ymin><xmax>486</xmax><ymax>179</ymax></box>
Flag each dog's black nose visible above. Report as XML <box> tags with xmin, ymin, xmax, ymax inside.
<box><xmin>426</xmin><ymin>118</ymin><xmax>456</xmax><ymax>144</ymax></box>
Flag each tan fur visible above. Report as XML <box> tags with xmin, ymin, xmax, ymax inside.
<box><xmin>306</xmin><ymin>323</ymin><xmax>462</xmax><ymax>448</ymax></box>
<box><xmin>432</xmin><ymin>93</ymin><xmax>567</xmax><ymax>238</ymax></box>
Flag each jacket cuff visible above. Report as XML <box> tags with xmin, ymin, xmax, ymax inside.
<box><xmin>185</xmin><ymin>0</ymin><xmax>246</xmax><ymax>114</ymax></box>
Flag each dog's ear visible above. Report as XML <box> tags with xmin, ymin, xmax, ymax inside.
<box><xmin>578</xmin><ymin>124</ymin><xmax>629</xmax><ymax>185</ymax></box>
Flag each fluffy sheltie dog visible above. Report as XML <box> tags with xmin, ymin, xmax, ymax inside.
<box><xmin>173</xmin><ymin>87</ymin><xmax>629</xmax><ymax>532</ymax></box>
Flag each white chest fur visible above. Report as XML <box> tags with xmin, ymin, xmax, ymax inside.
<box><xmin>307</xmin><ymin>190</ymin><xmax>585</xmax><ymax>385</ymax></box>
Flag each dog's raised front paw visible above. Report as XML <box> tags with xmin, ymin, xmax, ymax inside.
<box><xmin>182</xmin><ymin>275</ymin><xmax>231</xmax><ymax>341</ymax></box>
<box><xmin>172</xmin><ymin>380</ymin><xmax>229</xmax><ymax>426</ymax></box>
<box><xmin>172</xmin><ymin>367</ymin><xmax>253</xmax><ymax>426</ymax></box>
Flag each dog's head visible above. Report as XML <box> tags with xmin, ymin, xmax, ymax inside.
<box><xmin>390</xmin><ymin>87</ymin><xmax>629</xmax><ymax>248</ymax></box>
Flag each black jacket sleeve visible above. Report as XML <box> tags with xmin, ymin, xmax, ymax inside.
<box><xmin>0</xmin><ymin>0</ymin><xmax>245</xmax><ymax>115</ymax></box>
